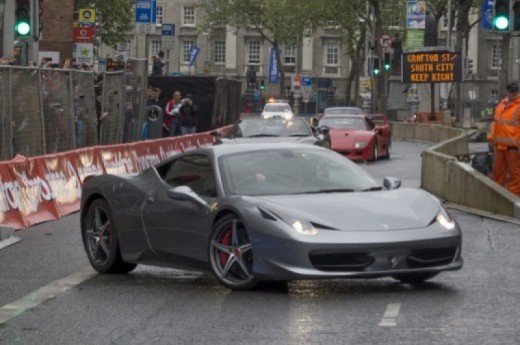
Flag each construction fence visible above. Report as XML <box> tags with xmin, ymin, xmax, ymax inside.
<box><xmin>0</xmin><ymin>59</ymin><xmax>149</xmax><ymax>161</ymax></box>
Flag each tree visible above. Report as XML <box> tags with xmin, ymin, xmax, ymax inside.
<box><xmin>196</xmin><ymin>0</ymin><xmax>326</xmax><ymax>97</ymax></box>
<box><xmin>76</xmin><ymin>0</ymin><xmax>134</xmax><ymax>48</ymax></box>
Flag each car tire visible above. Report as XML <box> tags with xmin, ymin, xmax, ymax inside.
<box><xmin>209</xmin><ymin>214</ymin><xmax>258</xmax><ymax>290</ymax></box>
<box><xmin>82</xmin><ymin>199</ymin><xmax>137</xmax><ymax>274</ymax></box>
<box><xmin>392</xmin><ymin>272</ymin><xmax>439</xmax><ymax>285</ymax></box>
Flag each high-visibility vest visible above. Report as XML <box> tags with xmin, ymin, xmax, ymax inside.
<box><xmin>489</xmin><ymin>97</ymin><xmax>520</xmax><ymax>149</ymax></box>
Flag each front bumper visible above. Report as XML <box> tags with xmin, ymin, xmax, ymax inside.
<box><xmin>251</xmin><ymin>227</ymin><xmax>463</xmax><ymax>280</ymax></box>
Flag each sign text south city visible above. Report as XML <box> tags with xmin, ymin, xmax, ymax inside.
<box><xmin>402</xmin><ymin>51</ymin><xmax>463</xmax><ymax>83</ymax></box>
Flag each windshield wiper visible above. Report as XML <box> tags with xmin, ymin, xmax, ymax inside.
<box><xmin>246</xmin><ymin>134</ymin><xmax>280</xmax><ymax>137</ymax></box>
<box><xmin>361</xmin><ymin>186</ymin><xmax>383</xmax><ymax>192</ymax></box>
<box><xmin>294</xmin><ymin>188</ymin><xmax>355</xmax><ymax>194</ymax></box>
<box><xmin>289</xmin><ymin>134</ymin><xmax>309</xmax><ymax>137</ymax></box>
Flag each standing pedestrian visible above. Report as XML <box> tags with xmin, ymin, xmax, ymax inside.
<box><xmin>151</xmin><ymin>51</ymin><xmax>166</xmax><ymax>76</ymax></box>
<box><xmin>288</xmin><ymin>91</ymin><xmax>295</xmax><ymax>111</ymax></box>
<box><xmin>179</xmin><ymin>94</ymin><xmax>198</xmax><ymax>134</ymax></box>
<box><xmin>164</xmin><ymin>90</ymin><xmax>183</xmax><ymax>137</ymax></box>
<box><xmin>488</xmin><ymin>81</ymin><xmax>520</xmax><ymax>196</ymax></box>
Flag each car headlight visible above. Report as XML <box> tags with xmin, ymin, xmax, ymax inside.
<box><xmin>290</xmin><ymin>219</ymin><xmax>318</xmax><ymax>235</ymax></box>
<box><xmin>262</xmin><ymin>207</ymin><xmax>318</xmax><ymax>235</ymax></box>
<box><xmin>354</xmin><ymin>141</ymin><xmax>367</xmax><ymax>149</ymax></box>
<box><xmin>436</xmin><ymin>208</ymin><xmax>456</xmax><ymax>230</ymax></box>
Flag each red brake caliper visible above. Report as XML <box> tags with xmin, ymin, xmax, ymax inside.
<box><xmin>219</xmin><ymin>228</ymin><xmax>232</xmax><ymax>266</ymax></box>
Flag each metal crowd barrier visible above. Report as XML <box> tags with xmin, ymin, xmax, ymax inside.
<box><xmin>0</xmin><ymin>59</ymin><xmax>148</xmax><ymax>160</ymax></box>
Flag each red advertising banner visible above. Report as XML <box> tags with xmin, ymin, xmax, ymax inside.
<box><xmin>0</xmin><ymin>128</ymin><xmax>230</xmax><ymax>230</ymax></box>
<box><xmin>73</xmin><ymin>26</ymin><xmax>96</xmax><ymax>43</ymax></box>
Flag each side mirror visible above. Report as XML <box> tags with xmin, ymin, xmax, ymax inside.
<box><xmin>167</xmin><ymin>186</ymin><xmax>207</xmax><ymax>208</ymax></box>
<box><xmin>383</xmin><ymin>176</ymin><xmax>401</xmax><ymax>190</ymax></box>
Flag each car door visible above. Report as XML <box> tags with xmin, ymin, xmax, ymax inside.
<box><xmin>142</xmin><ymin>153</ymin><xmax>217</xmax><ymax>264</ymax></box>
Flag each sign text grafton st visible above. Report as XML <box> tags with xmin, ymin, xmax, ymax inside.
<box><xmin>402</xmin><ymin>51</ymin><xmax>463</xmax><ymax>83</ymax></box>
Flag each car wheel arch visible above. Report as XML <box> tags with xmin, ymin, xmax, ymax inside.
<box><xmin>81</xmin><ymin>193</ymin><xmax>106</xmax><ymax>226</ymax></box>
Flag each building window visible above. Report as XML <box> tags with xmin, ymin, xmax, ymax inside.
<box><xmin>182</xmin><ymin>40</ymin><xmax>195</xmax><ymax>63</ymax></box>
<box><xmin>151</xmin><ymin>39</ymin><xmax>162</xmax><ymax>56</ymax></box>
<box><xmin>284</xmin><ymin>46</ymin><xmax>296</xmax><ymax>65</ymax></box>
<box><xmin>325</xmin><ymin>41</ymin><xmax>339</xmax><ymax>66</ymax></box>
<box><xmin>214</xmin><ymin>41</ymin><xmax>226</xmax><ymax>64</ymax></box>
<box><xmin>156</xmin><ymin>5</ymin><xmax>163</xmax><ymax>25</ymax></box>
<box><xmin>183</xmin><ymin>6</ymin><xmax>195</xmax><ymax>26</ymax></box>
<box><xmin>247</xmin><ymin>40</ymin><xmax>261</xmax><ymax>64</ymax></box>
<box><xmin>491</xmin><ymin>44</ymin><xmax>502</xmax><ymax>69</ymax></box>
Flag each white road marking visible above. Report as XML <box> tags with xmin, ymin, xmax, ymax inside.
<box><xmin>379</xmin><ymin>303</ymin><xmax>401</xmax><ymax>327</ymax></box>
<box><xmin>0</xmin><ymin>270</ymin><xmax>96</xmax><ymax>324</ymax></box>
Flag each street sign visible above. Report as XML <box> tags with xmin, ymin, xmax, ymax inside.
<box><xmin>161</xmin><ymin>24</ymin><xmax>175</xmax><ymax>51</ymax></box>
<box><xmin>135</xmin><ymin>0</ymin><xmax>153</xmax><ymax>33</ymax></box>
<box><xmin>78</xmin><ymin>9</ymin><xmax>95</xmax><ymax>24</ymax></box>
<box><xmin>379</xmin><ymin>34</ymin><xmax>393</xmax><ymax>48</ymax></box>
<box><xmin>135</xmin><ymin>0</ymin><xmax>152</xmax><ymax>23</ymax></box>
<box><xmin>402</xmin><ymin>51</ymin><xmax>463</xmax><ymax>83</ymax></box>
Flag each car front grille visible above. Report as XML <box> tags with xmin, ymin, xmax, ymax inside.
<box><xmin>309</xmin><ymin>246</ymin><xmax>459</xmax><ymax>272</ymax></box>
<box><xmin>407</xmin><ymin>247</ymin><xmax>458</xmax><ymax>268</ymax></box>
<box><xmin>309</xmin><ymin>252</ymin><xmax>374</xmax><ymax>272</ymax></box>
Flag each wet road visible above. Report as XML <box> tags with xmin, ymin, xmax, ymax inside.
<box><xmin>1</xmin><ymin>140</ymin><xmax>519</xmax><ymax>345</ymax></box>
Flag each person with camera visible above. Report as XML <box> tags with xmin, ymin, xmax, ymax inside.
<box><xmin>179</xmin><ymin>94</ymin><xmax>198</xmax><ymax>135</ymax></box>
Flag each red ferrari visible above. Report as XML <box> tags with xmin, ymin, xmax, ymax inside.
<box><xmin>318</xmin><ymin>113</ymin><xmax>391</xmax><ymax>161</ymax></box>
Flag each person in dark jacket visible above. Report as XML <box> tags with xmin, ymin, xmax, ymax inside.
<box><xmin>151</xmin><ymin>51</ymin><xmax>166</xmax><ymax>76</ymax></box>
<box><xmin>179</xmin><ymin>94</ymin><xmax>198</xmax><ymax>134</ymax></box>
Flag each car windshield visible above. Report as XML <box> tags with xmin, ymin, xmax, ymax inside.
<box><xmin>231</xmin><ymin>118</ymin><xmax>312</xmax><ymax>138</ymax></box>
<box><xmin>324</xmin><ymin>107</ymin><xmax>363</xmax><ymax>115</ymax></box>
<box><xmin>319</xmin><ymin>116</ymin><xmax>368</xmax><ymax>130</ymax></box>
<box><xmin>219</xmin><ymin>148</ymin><xmax>379</xmax><ymax>196</ymax></box>
<box><xmin>264</xmin><ymin>104</ymin><xmax>291</xmax><ymax>113</ymax></box>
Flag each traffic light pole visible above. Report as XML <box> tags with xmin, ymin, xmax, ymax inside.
<box><xmin>498</xmin><ymin>32</ymin><xmax>511</xmax><ymax>96</ymax></box>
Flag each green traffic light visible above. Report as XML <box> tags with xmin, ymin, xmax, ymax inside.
<box><xmin>494</xmin><ymin>15</ymin><xmax>510</xmax><ymax>30</ymax></box>
<box><xmin>373</xmin><ymin>69</ymin><xmax>380</xmax><ymax>76</ymax></box>
<box><xmin>384</xmin><ymin>64</ymin><xmax>391</xmax><ymax>71</ymax></box>
<box><xmin>15</xmin><ymin>21</ymin><xmax>30</xmax><ymax>36</ymax></box>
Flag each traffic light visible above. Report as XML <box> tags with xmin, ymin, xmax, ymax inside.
<box><xmin>493</xmin><ymin>0</ymin><xmax>511</xmax><ymax>32</ymax></box>
<box><xmin>512</xmin><ymin>0</ymin><xmax>520</xmax><ymax>31</ymax></box>
<box><xmin>15</xmin><ymin>1</ymin><xmax>31</xmax><ymax>38</ymax></box>
<box><xmin>373</xmin><ymin>57</ymin><xmax>380</xmax><ymax>76</ymax></box>
<box><xmin>383</xmin><ymin>52</ymin><xmax>391</xmax><ymax>71</ymax></box>
<box><xmin>259</xmin><ymin>79</ymin><xmax>265</xmax><ymax>90</ymax></box>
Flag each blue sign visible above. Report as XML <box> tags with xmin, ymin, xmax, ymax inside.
<box><xmin>480</xmin><ymin>0</ymin><xmax>493</xmax><ymax>31</ymax></box>
<box><xmin>268</xmin><ymin>48</ymin><xmax>279</xmax><ymax>84</ymax></box>
<box><xmin>135</xmin><ymin>0</ymin><xmax>152</xmax><ymax>23</ymax></box>
<box><xmin>162</xmin><ymin>24</ymin><xmax>175</xmax><ymax>36</ymax></box>
<box><xmin>302</xmin><ymin>76</ymin><xmax>312</xmax><ymax>86</ymax></box>
<box><xmin>151</xmin><ymin>0</ymin><xmax>157</xmax><ymax>23</ymax></box>
<box><xmin>188</xmin><ymin>45</ymin><xmax>200</xmax><ymax>70</ymax></box>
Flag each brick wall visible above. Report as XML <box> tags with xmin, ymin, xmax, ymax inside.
<box><xmin>38</xmin><ymin>0</ymin><xmax>74</xmax><ymax>64</ymax></box>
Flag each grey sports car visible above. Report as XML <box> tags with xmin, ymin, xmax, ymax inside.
<box><xmin>215</xmin><ymin>117</ymin><xmax>330</xmax><ymax>147</ymax></box>
<box><xmin>81</xmin><ymin>143</ymin><xmax>463</xmax><ymax>290</ymax></box>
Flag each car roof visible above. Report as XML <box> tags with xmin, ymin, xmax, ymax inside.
<box><xmin>264</xmin><ymin>102</ymin><xmax>290</xmax><ymax>106</ymax></box>
<box><xmin>324</xmin><ymin>107</ymin><xmax>364</xmax><ymax>114</ymax></box>
<box><xmin>321</xmin><ymin>114</ymin><xmax>366</xmax><ymax>118</ymax></box>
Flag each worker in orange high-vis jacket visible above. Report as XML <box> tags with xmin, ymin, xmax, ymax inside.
<box><xmin>487</xmin><ymin>81</ymin><xmax>520</xmax><ymax>196</ymax></box>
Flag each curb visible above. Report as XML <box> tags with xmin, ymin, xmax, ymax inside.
<box><xmin>0</xmin><ymin>226</ymin><xmax>21</xmax><ymax>250</ymax></box>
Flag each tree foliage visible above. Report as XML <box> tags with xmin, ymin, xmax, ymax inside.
<box><xmin>196</xmin><ymin>0</ymin><xmax>326</xmax><ymax>96</ymax></box>
<box><xmin>76</xmin><ymin>0</ymin><xmax>134</xmax><ymax>47</ymax></box>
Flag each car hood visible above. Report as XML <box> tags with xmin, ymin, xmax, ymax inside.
<box><xmin>222</xmin><ymin>137</ymin><xmax>317</xmax><ymax>145</ymax></box>
<box><xmin>254</xmin><ymin>188</ymin><xmax>439</xmax><ymax>231</ymax></box>
<box><xmin>329</xmin><ymin>129</ymin><xmax>372</xmax><ymax>143</ymax></box>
